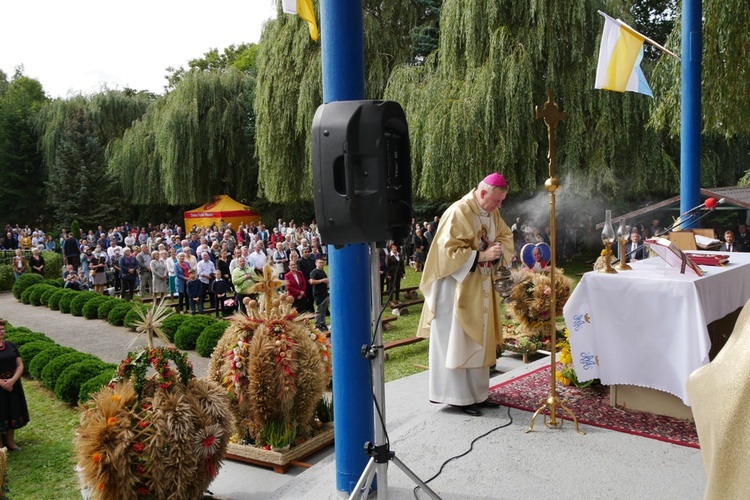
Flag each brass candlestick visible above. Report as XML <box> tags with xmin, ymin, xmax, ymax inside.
<box><xmin>599</xmin><ymin>210</ymin><xmax>617</xmax><ymax>274</ymax></box>
<box><xmin>525</xmin><ymin>89</ymin><xmax>584</xmax><ymax>435</ymax></box>
<box><xmin>615</xmin><ymin>219</ymin><xmax>631</xmax><ymax>271</ymax></box>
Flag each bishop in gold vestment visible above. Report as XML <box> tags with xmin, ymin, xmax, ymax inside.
<box><xmin>417</xmin><ymin>175</ymin><xmax>513</xmax><ymax>412</ymax></box>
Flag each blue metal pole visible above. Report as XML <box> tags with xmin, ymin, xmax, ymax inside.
<box><xmin>680</xmin><ymin>0</ymin><xmax>702</xmax><ymax>227</ymax></box>
<box><xmin>319</xmin><ymin>0</ymin><xmax>374</xmax><ymax>494</ymax></box>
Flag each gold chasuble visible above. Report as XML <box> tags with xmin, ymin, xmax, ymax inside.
<box><xmin>417</xmin><ymin>189</ymin><xmax>513</xmax><ymax>368</ymax></box>
<box><xmin>688</xmin><ymin>299</ymin><xmax>750</xmax><ymax>499</ymax></box>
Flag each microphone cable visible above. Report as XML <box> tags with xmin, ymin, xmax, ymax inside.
<box><xmin>413</xmin><ymin>406</ymin><xmax>514</xmax><ymax>499</ymax></box>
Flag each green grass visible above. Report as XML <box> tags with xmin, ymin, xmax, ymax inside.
<box><xmin>5</xmin><ymin>380</ymin><xmax>81</xmax><ymax>499</ymax></box>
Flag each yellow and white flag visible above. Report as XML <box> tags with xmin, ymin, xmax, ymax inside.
<box><xmin>282</xmin><ymin>0</ymin><xmax>319</xmax><ymax>42</ymax></box>
<box><xmin>595</xmin><ymin>12</ymin><xmax>652</xmax><ymax>97</ymax></box>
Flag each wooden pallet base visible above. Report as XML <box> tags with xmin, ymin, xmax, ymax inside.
<box><xmin>225</xmin><ymin>427</ymin><xmax>334</xmax><ymax>474</ymax></box>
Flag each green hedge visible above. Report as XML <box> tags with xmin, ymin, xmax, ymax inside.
<box><xmin>0</xmin><ymin>265</ymin><xmax>13</xmax><ymax>291</ymax></box>
<box><xmin>70</xmin><ymin>291</ymin><xmax>99</xmax><ymax>317</ymax></box>
<box><xmin>21</xmin><ymin>286</ymin><xmax>35</xmax><ymax>304</ymax></box>
<box><xmin>98</xmin><ymin>297</ymin><xmax>124</xmax><ymax>320</ymax></box>
<box><xmin>174</xmin><ymin>315</ymin><xmax>217</xmax><ymax>350</ymax></box>
<box><xmin>17</xmin><ymin>340</ymin><xmax>57</xmax><ymax>374</ymax></box>
<box><xmin>28</xmin><ymin>283</ymin><xmax>56</xmax><ymax>306</ymax></box>
<box><xmin>54</xmin><ymin>359</ymin><xmax>109</xmax><ymax>404</ymax></box>
<box><xmin>107</xmin><ymin>302</ymin><xmax>134</xmax><ymax>326</ymax></box>
<box><xmin>12</xmin><ymin>272</ymin><xmax>45</xmax><ymax>299</ymax></box>
<box><xmin>29</xmin><ymin>345</ymin><xmax>76</xmax><ymax>380</ymax></box>
<box><xmin>161</xmin><ymin>314</ymin><xmax>190</xmax><ymax>341</ymax></box>
<box><xmin>40</xmin><ymin>286</ymin><xmax>59</xmax><ymax>305</ymax></box>
<box><xmin>79</xmin><ymin>371</ymin><xmax>115</xmax><ymax>404</ymax></box>
<box><xmin>59</xmin><ymin>290</ymin><xmax>83</xmax><ymax>314</ymax></box>
<box><xmin>48</xmin><ymin>289</ymin><xmax>70</xmax><ymax>311</ymax></box>
<box><xmin>41</xmin><ymin>252</ymin><xmax>63</xmax><ymax>280</ymax></box>
<box><xmin>4</xmin><ymin>331</ymin><xmax>54</xmax><ymax>347</ymax></box>
<box><xmin>123</xmin><ymin>303</ymin><xmax>148</xmax><ymax>331</ymax></box>
<box><xmin>82</xmin><ymin>296</ymin><xmax>110</xmax><ymax>319</ymax></box>
<box><xmin>196</xmin><ymin>321</ymin><xmax>230</xmax><ymax>357</ymax></box>
<box><xmin>45</xmin><ymin>278</ymin><xmax>64</xmax><ymax>287</ymax></box>
<box><xmin>41</xmin><ymin>352</ymin><xmax>95</xmax><ymax>389</ymax></box>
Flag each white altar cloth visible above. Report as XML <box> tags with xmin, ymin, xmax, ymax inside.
<box><xmin>563</xmin><ymin>252</ymin><xmax>750</xmax><ymax>405</ymax></box>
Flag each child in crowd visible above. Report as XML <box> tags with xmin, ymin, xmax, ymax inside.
<box><xmin>210</xmin><ymin>269</ymin><xmax>229</xmax><ymax>317</ymax></box>
<box><xmin>186</xmin><ymin>269</ymin><xmax>203</xmax><ymax>315</ymax></box>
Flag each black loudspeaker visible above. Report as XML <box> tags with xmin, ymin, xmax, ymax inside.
<box><xmin>311</xmin><ymin>100</ymin><xmax>412</xmax><ymax>246</ymax></box>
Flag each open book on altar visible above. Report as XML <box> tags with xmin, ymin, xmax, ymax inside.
<box><xmin>644</xmin><ymin>237</ymin><xmax>704</xmax><ymax>276</ymax></box>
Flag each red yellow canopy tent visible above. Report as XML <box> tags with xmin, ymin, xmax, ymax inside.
<box><xmin>183</xmin><ymin>195</ymin><xmax>261</xmax><ymax>231</ymax></box>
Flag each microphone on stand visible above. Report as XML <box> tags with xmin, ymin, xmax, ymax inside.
<box><xmin>682</xmin><ymin>197</ymin><xmax>725</xmax><ymax>216</ymax></box>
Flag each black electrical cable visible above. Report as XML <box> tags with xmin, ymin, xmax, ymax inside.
<box><xmin>412</xmin><ymin>406</ymin><xmax>514</xmax><ymax>499</ymax></box>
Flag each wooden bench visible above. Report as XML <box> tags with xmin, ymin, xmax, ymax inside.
<box><xmin>383</xmin><ymin>336</ymin><xmax>424</xmax><ymax>351</ymax></box>
<box><xmin>381</xmin><ymin>316</ymin><xmax>398</xmax><ymax>331</ymax></box>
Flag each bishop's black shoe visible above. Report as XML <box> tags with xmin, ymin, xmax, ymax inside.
<box><xmin>451</xmin><ymin>404</ymin><xmax>482</xmax><ymax>417</ymax></box>
<box><xmin>478</xmin><ymin>399</ymin><xmax>501</xmax><ymax>408</ymax></box>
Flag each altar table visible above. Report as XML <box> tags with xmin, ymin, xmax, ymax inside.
<box><xmin>563</xmin><ymin>252</ymin><xmax>750</xmax><ymax>406</ymax></box>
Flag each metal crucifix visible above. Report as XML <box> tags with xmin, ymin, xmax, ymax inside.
<box><xmin>526</xmin><ymin>89</ymin><xmax>584</xmax><ymax>435</ymax></box>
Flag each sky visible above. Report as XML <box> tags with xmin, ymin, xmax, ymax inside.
<box><xmin>0</xmin><ymin>0</ymin><xmax>278</xmax><ymax>98</ymax></box>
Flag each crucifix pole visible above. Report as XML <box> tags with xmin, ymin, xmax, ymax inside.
<box><xmin>525</xmin><ymin>89</ymin><xmax>583</xmax><ymax>435</ymax></box>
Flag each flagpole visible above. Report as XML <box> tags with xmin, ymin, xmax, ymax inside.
<box><xmin>597</xmin><ymin>10</ymin><xmax>680</xmax><ymax>60</ymax></box>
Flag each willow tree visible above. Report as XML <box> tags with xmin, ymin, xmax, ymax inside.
<box><xmin>383</xmin><ymin>0</ymin><xmax>680</xmax><ymax>202</ymax></box>
<box><xmin>648</xmin><ymin>1</ymin><xmax>750</xmax><ymax>187</ymax></box>
<box><xmin>650</xmin><ymin>0</ymin><xmax>750</xmax><ymax>139</ymax></box>
<box><xmin>254</xmin><ymin>0</ymin><xmax>420</xmax><ymax>203</ymax></box>
<box><xmin>35</xmin><ymin>89</ymin><xmax>151</xmax><ymax>172</ymax></box>
<box><xmin>109</xmin><ymin>68</ymin><xmax>255</xmax><ymax>205</ymax></box>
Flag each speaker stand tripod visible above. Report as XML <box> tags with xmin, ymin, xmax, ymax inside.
<box><xmin>348</xmin><ymin>244</ymin><xmax>441</xmax><ymax>500</ymax></box>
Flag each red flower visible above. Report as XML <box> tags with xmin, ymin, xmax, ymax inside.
<box><xmin>133</xmin><ymin>442</ymin><xmax>145</xmax><ymax>453</ymax></box>
<box><xmin>137</xmin><ymin>485</ymin><xmax>150</xmax><ymax>495</ymax></box>
<box><xmin>92</xmin><ymin>452</ymin><xmax>103</xmax><ymax>463</ymax></box>
<box><xmin>135</xmin><ymin>464</ymin><xmax>147</xmax><ymax>475</ymax></box>
<box><xmin>141</xmin><ymin>402</ymin><xmax>151</xmax><ymax>410</ymax></box>
<box><xmin>202</xmin><ymin>435</ymin><xmax>216</xmax><ymax>448</ymax></box>
<box><xmin>158</xmin><ymin>382</ymin><xmax>172</xmax><ymax>390</ymax></box>
<box><xmin>138</xmin><ymin>420</ymin><xmax>149</xmax><ymax>429</ymax></box>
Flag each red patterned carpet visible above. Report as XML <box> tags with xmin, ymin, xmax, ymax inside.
<box><xmin>488</xmin><ymin>364</ymin><xmax>699</xmax><ymax>449</ymax></box>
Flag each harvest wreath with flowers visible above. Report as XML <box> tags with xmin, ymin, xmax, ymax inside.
<box><xmin>208</xmin><ymin>264</ymin><xmax>332</xmax><ymax>450</ymax></box>
<box><xmin>502</xmin><ymin>269</ymin><xmax>574</xmax><ymax>355</ymax></box>
<box><xmin>75</xmin><ymin>302</ymin><xmax>232</xmax><ymax>500</ymax></box>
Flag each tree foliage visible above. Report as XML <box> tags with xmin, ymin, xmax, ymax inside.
<box><xmin>165</xmin><ymin>43</ymin><xmax>259</xmax><ymax>90</ymax></box>
<box><xmin>109</xmin><ymin>68</ymin><xmax>256</xmax><ymax>205</ymax></box>
<box><xmin>382</xmin><ymin>0</ymin><xmax>684</xmax><ymax>201</ymax></box>
<box><xmin>650</xmin><ymin>0</ymin><xmax>750</xmax><ymax>138</ymax></box>
<box><xmin>253</xmin><ymin>0</ymin><xmax>420</xmax><ymax>203</ymax></box>
<box><xmin>0</xmin><ymin>69</ymin><xmax>48</xmax><ymax>225</ymax></box>
<box><xmin>45</xmin><ymin>109</ymin><xmax>119</xmax><ymax>227</ymax></box>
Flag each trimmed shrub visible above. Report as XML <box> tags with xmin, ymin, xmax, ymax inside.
<box><xmin>174</xmin><ymin>315</ymin><xmax>217</xmax><ymax>350</ymax></box>
<box><xmin>196</xmin><ymin>321</ymin><xmax>231</xmax><ymax>357</ymax></box>
<box><xmin>40</xmin><ymin>286</ymin><xmax>59</xmax><ymax>306</ymax></box>
<box><xmin>107</xmin><ymin>302</ymin><xmax>134</xmax><ymax>326</ymax></box>
<box><xmin>70</xmin><ymin>291</ymin><xmax>99</xmax><ymax>317</ymax></box>
<box><xmin>48</xmin><ymin>289</ymin><xmax>69</xmax><ymax>311</ymax></box>
<box><xmin>0</xmin><ymin>265</ymin><xmax>13</xmax><ymax>292</ymax></box>
<box><xmin>161</xmin><ymin>313</ymin><xmax>190</xmax><ymax>341</ymax></box>
<box><xmin>45</xmin><ymin>277</ymin><xmax>64</xmax><ymax>287</ymax></box>
<box><xmin>18</xmin><ymin>339</ymin><xmax>57</xmax><ymax>373</ymax></box>
<box><xmin>29</xmin><ymin>345</ymin><xmax>76</xmax><ymax>380</ymax></box>
<box><xmin>6</xmin><ymin>326</ymin><xmax>31</xmax><ymax>334</ymax></box>
<box><xmin>59</xmin><ymin>290</ymin><xmax>82</xmax><ymax>314</ymax></box>
<box><xmin>55</xmin><ymin>359</ymin><xmax>108</xmax><ymax>404</ymax></box>
<box><xmin>20</xmin><ymin>286</ymin><xmax>35</xmax><ymax>304</ymax></box>
<box><xmin>41</xmin><ymin>252</ymin><xmax>63</xmax><ymax>280</ymax></box>
<box><xmin>82</xmin><ymin>296</ymin><xmax>110</xmax><ymax>319</ymax></box>
<box><xmin>29</xmin><ymin>284</ymin><xmax>56</xmax><ymax>306</ymax></box>
<box><xmin>79</xmin><ymin>370</ymin><xmax>116</xmax><ymax>404</ymax></box>
<box><xmin>12</xmin><ymin>272</ymin><xmax>45</xmax><ymax>300</ymax></box>
<box><xmin>41</xmin><ymin>352</ymin><xmax>94</xmax><ymax>389</ymax></box>
<box><xmin>123</xmin><ymin>303</ymin><xmax>148</xmax><ymax>331</ymax></box>
<box><xmin>98</xmin><ymin>297</ymin><xmax>124</xmax><ymax>319</ymax></box>
<box><xmin>4</xmin><ymin>331</ymin><xmax>54</xmax><ymax>347</ymax></box>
